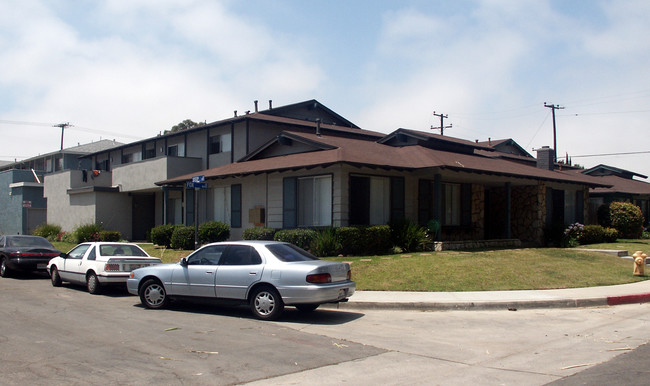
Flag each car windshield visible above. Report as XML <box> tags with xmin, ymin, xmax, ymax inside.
<box><xmin>266</xmin><ymin>243</ymin><xmax>319</xmax><ymax>262</ymax></box>
<box><xmin>6</xmin><ymin>236</ymin><xmax>54</xmax><ymax>248</ymax></box>
<box><xmin>99</xmin><ymin>244</ymin><xmax>148</xmax><ymax>257</ymax></box>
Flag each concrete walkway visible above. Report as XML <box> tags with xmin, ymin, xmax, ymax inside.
<box><xmin>324</xmin><ymin>279</ymin><xmax>650</xmax><ymax>311</ymax></box>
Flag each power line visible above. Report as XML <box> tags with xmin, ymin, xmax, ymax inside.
<box><xmin>571</xmin><ymin>150</ymin><xmax>650</xmax><ymax>158</ymax></box>
<box><xmin>0</xmin><ymin>119</ymin><xmax>143</xmax><ymax>140</ymax></box>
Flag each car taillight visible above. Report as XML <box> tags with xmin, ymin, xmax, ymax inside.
<box><xmin>306</xmin><ymin>273</ymin><xmax>331</xmax><ymax>283</ymax></box>
<box><xmin>104</xmin><ymin>263</ymin><xmax>120</xmax><ymax>271</ymax></box>
<box><xmin>347</xmin><ymin>270</ymin><xmax>351</xmax><ymax>280</ymax></box>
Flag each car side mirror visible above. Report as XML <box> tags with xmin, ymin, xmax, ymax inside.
<box><xmin>180</xmin><ymin>257</ymin><xmax>188</xmax><ymax>266</ymax></box>
<box><xmin>60</xmin><ymin>252</ymin><xmax>68</xmax><ymax>259</ymax></box>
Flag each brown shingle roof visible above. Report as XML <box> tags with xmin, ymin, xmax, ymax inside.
<box><xmin>589</xmin><ymin>175</ymin><xmax>650</xmax><ymax>195</ymax></box>
<box><xmin>158</xmin><ymin>131</ymin><xmax>610</xmax><ymax>187</ymax></box>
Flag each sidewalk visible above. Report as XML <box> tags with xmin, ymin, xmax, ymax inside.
<box><xmin>324</xmin><ymin>280</ymin><xmax>650</xmax><ymax>311</ymax></box>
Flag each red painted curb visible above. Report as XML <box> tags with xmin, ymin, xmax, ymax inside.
<box><xmin>607</xmin><ymin>293</ymin><xmax>650</xmax><ymax>306</ymax></box>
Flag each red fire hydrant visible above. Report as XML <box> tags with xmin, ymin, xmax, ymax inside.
<box><xmin>633</xmin><ymin>251</ymin><xmax>647</xmax><ymax>276</ymax></box>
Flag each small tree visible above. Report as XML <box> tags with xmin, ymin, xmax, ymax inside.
<box><xmin>609</xmin><ymin>202</ymin><xmax>644</xmax><ymax>239</ymax></box>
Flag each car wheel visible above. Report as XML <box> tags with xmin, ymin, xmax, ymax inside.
<box><xmin>0</xmin><ymin>258</ymin><xmax>10</xmax><ymax>278</ymax></box>
<box><xmin>139</xmin><ymin>279</ymin><xmax>169</xmax><ymax>309</ymax></box>
<box><xmin>295</xmin><ymin>303</ymin><xmax>319</xmax><ymax>312</ymax></box>
<box><xmin>86</xmin><ymin>272</ymin><xmax>101</xmax><ymax>294</ymax></box>
<box><xmin>250</xmin><ymin>286</ymin><xmax>284</xmax><ymax>320</ymax></box>
<box><xmin>50</xmin><ymin>266</ymin><xmax>62</xmax><ymax>287</ymax></box>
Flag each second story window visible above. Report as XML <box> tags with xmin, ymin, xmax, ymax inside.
<box><xmin>209</xmin><ymin>134</ymin><xmax>232</xmax><ymax>154</ymax></box>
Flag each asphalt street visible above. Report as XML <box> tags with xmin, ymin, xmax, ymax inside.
<box><xmin>2</xmin><ymin>274</ymin><xmax>650</xmax><ymax>385</ymax></box>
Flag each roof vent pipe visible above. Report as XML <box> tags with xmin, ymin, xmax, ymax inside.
<box><xmin>234</xmin><ymin>110</ymin><xmax>237</xmax><ymax>117</ymax></box>
<box><xmin>254</xmin><ymin>100</ymin><xmax>258</xmax><ymax>112</ymax></box>
<box><xmin>269</xmin><ymin>100</ymin><xmax>273</xmax><ymax>110</ymax></box>
<box><xmin>316</xmin><ymin>118</ymin><xmax>321</xmax><ymax>137</ymax></box>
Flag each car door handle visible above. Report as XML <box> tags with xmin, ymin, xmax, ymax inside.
<box><xmin>249</xmin><ymin>272</ymin><xmax>257</xmax><ymax>275</ymax></box>
<box><xmin>205</xmin><ymin>271</ymin><xmax>213</xmax><ymax>274</ymax></box>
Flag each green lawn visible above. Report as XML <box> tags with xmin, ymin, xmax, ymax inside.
<box><xmin>52</xmin><ymin>239</ymin><xmax>650</xmax><ymax>292</ymax></box>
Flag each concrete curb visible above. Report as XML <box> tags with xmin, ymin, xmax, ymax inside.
<box><xmin>323</xmin><ymin>298</ymin><xmax>610</xmax><ymax>312</ymax></box>
<box><xmin>321</xmin><ymin>287</ymin><xmax>650</xmax><ymax>312</ymax></box>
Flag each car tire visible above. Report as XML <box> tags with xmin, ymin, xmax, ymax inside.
<box><xmin>295</xmin><ymin>303</ymin><xmax>319</xmax><ymax>312</ymax></box>
<box><xmin>139</xmin><ymin>279</ymin><xmax>169</xmax><ymax>309</ymax></box>
<box><xmin>0</xmin><ymin>257</ymin><xmax>10</xmax><ymax>278</ymax></box>
<box><xmin>86</xmin><ymin>272</ymin><xmax>101</xmax><ymax>294</ymax></box>
<box><xmin>250</xmin><ymin>286</ymin><xmax>284</xmax><ymax>321</ymax></box>
<box><xmin>50</xmin><ymin>266</ymin><xmax>62</xmax><ymax>287</ymax></box>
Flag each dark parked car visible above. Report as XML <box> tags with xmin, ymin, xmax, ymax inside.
<box><xmin>0</xmin><ymin>235</ymin><xmax>61</xmax><ymax>277</ymax></box>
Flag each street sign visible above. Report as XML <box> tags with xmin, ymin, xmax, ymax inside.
<box><xmin>22</xmin><ymin>201</ymin><xmax>32</xmax><ymax>208</ymax></box>
<box><xmin>192</xmin><ymin>175</ymin><xmax>205</xmax><ymax>183</ymax></box>
<box><xmin>186</xmin><ymin>181</ymin><xmax>208</xmax><ymax>189</ymax></box>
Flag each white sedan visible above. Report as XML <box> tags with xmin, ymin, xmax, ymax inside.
<box><xmin>127</xmin><ymin>240</ymin><xmax>355</xmax><ymax>320</ymax></box>
<box><xmin>48</xmin><ymin>242</ymin><xmax>162</xmax><ymax>294</ymax></box>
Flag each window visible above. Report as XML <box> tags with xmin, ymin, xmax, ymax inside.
<box><xmin>122</xmin><ymin>153</ymin><xmax>133</xmax><ymax>164</ymax></box>
<box><xmin>167</xmin><ymin>144</ymin><xmax>185</xmax><ymax>157</ymax></box>
<box><xmin>209</xmin><ymin>134</ymin><xmax>232</xmax><ymax>154</ymax></box>
<box><xmin>213</xmin><ymin>187</ymin><xmax>231</xmax><ymax>223</ymax></box>
<box><xmin>418</xmin><ymin>179</ymin><xmax>471</xmax><ymax>227</ymax></box>
<box><xmin>186</xmin><ymin>245</ymin><xmax>226</xmax><ymax>265</ymax></box>
<box><xmin>444</xmin><ymin>183</ymin><xmax>461</xmax><ymax>226</ymax></box>
<box><xmin>350</xmin><ymin>175</ymin><xmax>392</xmax><ymax>225</ymax></box>
<box><xmin>221</xmin><ymin>245</ymin><xmax>262</xmax><ymax>265</ymax></box>
<box><xmin>564</xmin><ymin>190</ymin><xmax>577</xmax><ymax>224</ymax></box>
<box><xmin>298</xmin><ymin>175</ymin><xmax>332</xmax><ymax>227</ymax></box>
<box><xmin>67</xmin><ymin>244</ymin><xmax>90</xmax><ymax>259</ymax></box>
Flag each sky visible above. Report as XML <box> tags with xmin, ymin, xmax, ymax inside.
<box><xmin>1</xmin><ymin>0</ymin><xmax>649</xmax><ymax>179</ymax></box>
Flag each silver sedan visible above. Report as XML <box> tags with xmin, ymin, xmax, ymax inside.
<box><xmin>127</xmin><ymin>240</ymin><xmax>355</xmax><ymax>320</ymax></box>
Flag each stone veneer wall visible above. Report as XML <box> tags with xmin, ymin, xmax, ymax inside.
<box><xmin>510</xmin><ymin>183</ymin><xmax>546</xmax><ymax>244</ymax></box>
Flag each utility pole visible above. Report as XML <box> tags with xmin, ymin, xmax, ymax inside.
<box><xmin>432</xmin><ymin>111</ymin><xmax>452</xmax><ymax>135</ymax></box>
<box><xmin>543</xmin><ymin>103</ymin><xmax>564</xmax><ymax>162</ymax></box>
<box><xmin>53</xmin><ymin>122</ymin><xmax>71</xmax><ymax>150</ymax></box>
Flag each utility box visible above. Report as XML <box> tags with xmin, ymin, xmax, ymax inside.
<box><xmin>249</xmin><ymin>207</ymin><xmax>265</xmax><ymax>225</ymax></box>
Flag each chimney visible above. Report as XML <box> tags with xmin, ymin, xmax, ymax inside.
<box><xmin>254</xmin><ymin>100</ymin><xmax>258</xmax><ymax>112</ymax></box>
<box><xmin>269</xmin><ymin>100</ymin><xmax>273</xmax><ymax>110</ymax></box>
<box><xmin>316</xmin><ymin>118</ymin><xmax>321</xmax><ymax>137</ymax></box>
<box><xmin>536</xmin><ymin>146</ymin><xmax>555</xmax><ymax>171</ymax></box>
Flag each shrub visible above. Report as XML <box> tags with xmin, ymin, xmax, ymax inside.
<box><xmin>32</xmin><ymin>223</ymin><xmax>62</xmax><ymax>241</ymax></box>
<box><xmin>61</xmin><ymin>232</ymin><xmax>76</xmax><ymax>243</ymax></box>
<box><xmin>170</xmin><ymin>225</ymin><xmax>195</xmax><ymax>250</ymax></box>
<box><xmin>609</xmin><ymin>202</ymin><xmax>644</xmax><ymax>238</ymax></box>
<box><xmin>150</xmin><ymin>224</ymin><xmax>178</xmax><ymax>248</ymax></box>
<box><xmin>364</xmin><ymin>225</ymin><xmax>392</xmax><ymax>254</ymax></box>
<box><xmin>336</xmin><ymin>227</ymin><xmax>363</xmax><ymax>255</ymax></box>
<box><xmin>563</xmin><ymin>222</ymin><xmax>584</xmax><ymax>247</ymax></box>
<box><xmin>198</xmin><ymin>221</ymin><xmax>230</xmax><ymax>244</ymax></box>
<box><xmin>310</xmin><ymin>228</ymin><xmax>342</xmax><ymax>257</ymax></box>
<box><xmin>389</xmin><ymin>220</ymin><xmax>427</xmax><ymax>252</ymax></box>
<box><xmin>73</xmin><ymin>223</ymin><xmax>103</xmax><ymax>243</ymax></box>
<box><xmin>274</xmin><ymin>228</ymin><xmax>318</xmax><ymax>250</ymax></box>
<box><xmin>603</xmin><ymin>227</ymin><xmax>619</xmax><ymax>242</ymax></box>
<box><xmin>242</xmin><ymin>227</ymin><xmax>276</xmax><ymax>240</ymax></box>
<box><xmin>98</xmin><ymin>230</ymin><xmax>122</xmax><ymax>242</ymax></box>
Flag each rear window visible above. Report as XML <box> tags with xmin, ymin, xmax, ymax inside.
<box><xmin>99</xmin><ymin>244</ymin><xmax>148</xmax><ymax>257</ymax></box>
<box><xmin>6</xmin><ymin>236</ymin><xmax>54</xmax><ymax>248</ymax></box>
<box><xmin>267</xmin><ymin>243</ymin><xmax>319</xmax><ymax>262</ymax></box>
